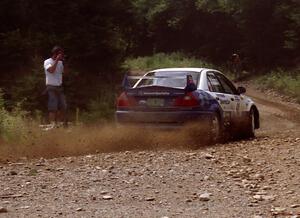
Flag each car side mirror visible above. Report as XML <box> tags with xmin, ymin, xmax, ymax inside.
<box><xmin>237</xmin><ymin>86</ymin><xmax>246</xmax><ymax>94</ymax></box>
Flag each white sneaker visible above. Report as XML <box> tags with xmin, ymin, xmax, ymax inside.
<box><xmin>42</xmin><ymin>123</ymin><xmax>56</xmax><ymax>131</ymax></box>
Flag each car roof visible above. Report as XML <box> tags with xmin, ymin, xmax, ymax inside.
<box><xmin>150</xmin><ymin>68</ymin><xmax>210</xmax><ymax>73</ymax></box>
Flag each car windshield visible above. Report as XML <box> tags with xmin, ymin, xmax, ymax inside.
<box><xmin>135</xmin><ymin>71</ymin><xmax>200</xmax><ymax>88</ymax></box>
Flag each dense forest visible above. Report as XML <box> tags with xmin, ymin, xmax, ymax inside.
<box><xmin>0</xmin><ymin>0</ymin><xmax>299</xmax><ymax>118</ymax></box>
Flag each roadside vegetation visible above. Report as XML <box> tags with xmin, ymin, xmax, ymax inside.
<box><xmin>0</xmin><ymin>89</ymin><xmax>29</xmax><ymax>143</ymax></box>
<box><xmin>255</xmin><ymin>70</ymin><xmax>300</xmax><ymax>103</ymax></box>
<box><xmin>123</xmin><ymin>53</ymin><xmax>214</xmax><ymax>72</ymax></box>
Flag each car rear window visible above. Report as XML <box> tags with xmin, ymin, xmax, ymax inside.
<box><xmin>136</xmin><ymin>71</ymin><xmax>200</xmax><ymax>88</ymax></box>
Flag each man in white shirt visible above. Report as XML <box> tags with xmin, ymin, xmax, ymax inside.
<box><xmin>44</xmin><ymin>46</ymin><xmax>67</xmax><ymax>127</ymax></box>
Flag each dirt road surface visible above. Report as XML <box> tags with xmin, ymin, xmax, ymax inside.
<box><xmin>0</xmin><ymin>85</ymin><xmax>299</xmax><ymax>218</ymax></box>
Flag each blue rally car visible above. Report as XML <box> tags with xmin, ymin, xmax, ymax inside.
<box><xmin>115</xmin><ymin>68</ymin><xmax>259</xmax><ymax>142</ymax></box>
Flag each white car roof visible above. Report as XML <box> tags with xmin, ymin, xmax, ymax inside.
<box><xmin>150</xmin><ymin>68</ymin><xmax>212</xmax><ymax>73</ymax></box>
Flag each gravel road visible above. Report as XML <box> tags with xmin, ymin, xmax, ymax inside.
<box><xmin>0</xmin><ymin>86</ymin><xmax>299</xmax><ymax>218</ymax></box>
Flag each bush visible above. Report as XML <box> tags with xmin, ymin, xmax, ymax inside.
<box><xmin>256</xmin><ymin>69</ymin><xmax>300</xmax><ymax>102</ymax></box>
<box><xmin>81</xmin><ymin>89</ymin><xmax>117</xmax><ymax>123</ymax></box>
<box><xmin>123</xmin><ymin>52</ymin><xmax>214</xmax><ymax>72</ymax></box>
<box><xmin>10</xmin><ymin>56</ymin><xmax>45</xmax><ymax>112</ymax></box>
<box><xmin>0</xmin><ymin>89</ymin><xmax>29</xmax><ymax>142</ymax></box>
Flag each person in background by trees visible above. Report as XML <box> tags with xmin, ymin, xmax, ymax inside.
<box><xmin>231</xmin><ymin>53</ymin><xmax>242</xmax><ymax>81</ymax></box>
<box><xmin>43</xmin><ymin>46</ymin><xmax>68</xmax><ymax>128</ymax></box>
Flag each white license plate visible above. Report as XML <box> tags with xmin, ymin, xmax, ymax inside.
<box><xmin>147</xmin><ymin>98</ymin><xmax>164</xmax><ymax>107</ymax></box>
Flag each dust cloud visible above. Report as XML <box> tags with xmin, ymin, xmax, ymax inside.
<box><xmin>0</xmin><ymin>123</ymin><xmax>211</xmax><ymax>161</ymax></box>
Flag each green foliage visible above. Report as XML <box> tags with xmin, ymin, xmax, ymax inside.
<box><xmin>0</xmin><ymin>0</ymin><xmax>299</xmax><ymax>72</ymax></box>
<box><xmin>81</xmin><ymin>89</ymin><xmax>117</xmax><ymax>123</ymax></box>
<box><xmin>0</xmin><ymin>29</ymin><xmax>31</xmax><ymax>70</ymax></box>
<box><xmin>0</xmin><ymin>89</ymin><xmax>28</xmax><ymax>142</ymax></box>
<box><xmin>10</xmin><ymin>56</ymin><xmax>45</xmax><ymax>111</ymax></box>
<box><xmin>123</xmin><ymin>52</ymin><xmax>214</xmax><ymax>71</ymax></box>
<box><xmin>0</xmin><ymin>89</ymin><xmax>4</xmax><ymax>109</ymax></box>
<box><xmin>131</xmin><ymin>0</ymin><xmax>300</xmax><ymax>67</ymax></box>
<box><xmin>0</xmin><ymin>0</ymin><xmax>136</xmax><ymax>73</ymax></box>
<box><xmin>195</xmin><ymin>0</ymin><xmax>233</xmax><ymax>12</ymax></box>
<box><xmin>256</xmin><ymin>70</ymin><xmax>300</xmax><ymax>102</ymax></box>
<box><xmin>276</xmin><ymin>1</ymin><xmax>300</xmax><ymax>51</ymax></box>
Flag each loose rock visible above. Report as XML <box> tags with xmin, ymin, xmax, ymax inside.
<box><xmin>204</xmin><ymin>176</ymin><xmax>210</xmax><ymax>181</ymax></box>
<box><xmin>102</xmin><ymin>195</ymin><xmax>113</xmax><ymax>200</ymax></box>
<box><xmin>204</xmin><ymin>154</ymin><xmax>214</xmax><ymax>159</ymax></box>
<box><xmin>253</xmin><ymin>195</ymin><xmax>263</xmax><ymax>201</ymax></box>
<box><xmin>261</xmin><ymin>195</ymin><xmax>276</xmax><ymax>201</ymax></box>
<box><xmin>199</xmin><ymin>193</ymin><xmax>211</xmax><ymax>201</ymax></box>
<box><xmin>0</xmin><ymin>207</ymin><xmax>8</xmax><ymax>213</ymax></box>
<box><xmin>272</xmin><ymin>207</ymin><xmax>286</xmax><ymax>213</ymax></box>
<box><xmin>145</xmin><ymin>197</ymin><xmax>155</xmax><ymax>201</ymax></box>
<box><xmin>291</xmin><ymin>204</ymin><xmax>300</xmax><ymax>208</ymax></box>
<box><xmin>9</xmin><ymin>171</ymin><xmax>17</xmax><ymax>176</ymax></box>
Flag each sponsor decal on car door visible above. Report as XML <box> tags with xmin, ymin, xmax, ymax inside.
<box><xmin>238</xmin><ymin>94</ymin><xmax>251</xmax><ymax>115</ymax></box>
<box><xmin>206</xmin><ymin>72</ymin><xmax>232</xmax><ymax>121</ymax></box>
<box><xmin>214</xmin><ymin>72</ymin><xmax>243</xmax><ymax>120</ymax></box>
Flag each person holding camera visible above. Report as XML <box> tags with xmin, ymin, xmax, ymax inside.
<box><xmin>43</xmin><ymin>46</ymin><xmax>67</xmax><ymax>128</ymax></box>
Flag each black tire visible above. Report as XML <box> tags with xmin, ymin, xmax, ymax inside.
<box><xmin>209</xmin><ymin>113</ymin><xmax>222</xmax><ymax>143</ymax></box>
<box><xmin>243</xmin><ymin>108</ymin><xmax>255</xmax><ymax>139</ymax></box>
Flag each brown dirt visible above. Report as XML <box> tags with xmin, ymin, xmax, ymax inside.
<box><xmin>0</xmin><ymin>85</ymin><xmax>299</xmax><ymax>218</ymax></box>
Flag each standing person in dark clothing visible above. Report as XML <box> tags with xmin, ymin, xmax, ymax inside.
<box><xmin>231</xmin><ymin>53</ymin><xmax>242</xmax><ymax>81</ymax></box>
<box><xmin>43</xmin><ymin>46</ymin><xmax>68</xmax><ymax>129</ymax></box>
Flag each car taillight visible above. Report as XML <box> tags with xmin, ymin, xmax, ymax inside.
<box><xmin>117</xmin><ymin>92</ymin><xmax>136</xmax><ymax>107</ymax></box>
<box><xmin>174</xmin><ymin>92</ymin><xmax>199</xmax><ymax>107</ymax></box>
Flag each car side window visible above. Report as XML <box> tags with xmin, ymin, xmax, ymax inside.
<box><xmin>215</xmin><ymin>73</ymin><xmax>238</xmax><ymax>95</ymax></box>
<box><xmin>207</xmin><ymin>72</ymin><xmax>224</xmax><ymax>93</ymax></box>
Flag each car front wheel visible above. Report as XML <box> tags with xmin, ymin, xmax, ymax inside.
<box><xmin>243</xmin><ymin>108</ymin><xmax>255</xmax><ymax>138</ymax></box>
<box><xmin>210</xmin><ymin>113</ymin><xmax>221</xmax><ymax>143</ymax></box>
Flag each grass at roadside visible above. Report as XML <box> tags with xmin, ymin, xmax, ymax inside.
<box><xmin>123</xmin><ymin>52</ymin><xmax>214</xmax><ymax>72</ymax></box>
<box><xmin>0</xmin><ymin>89</ymin><xmax>29</xmax><ymax>143</ymax></box>
<box><xmin>255</xmin><ymin>69</ymin><xmax>300</xmax><ymax>103</ymax></box>
<box><xmin>81</xmin><ymin>88</ymin><xmax>117</xmax><ymax>123</ymax></box>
